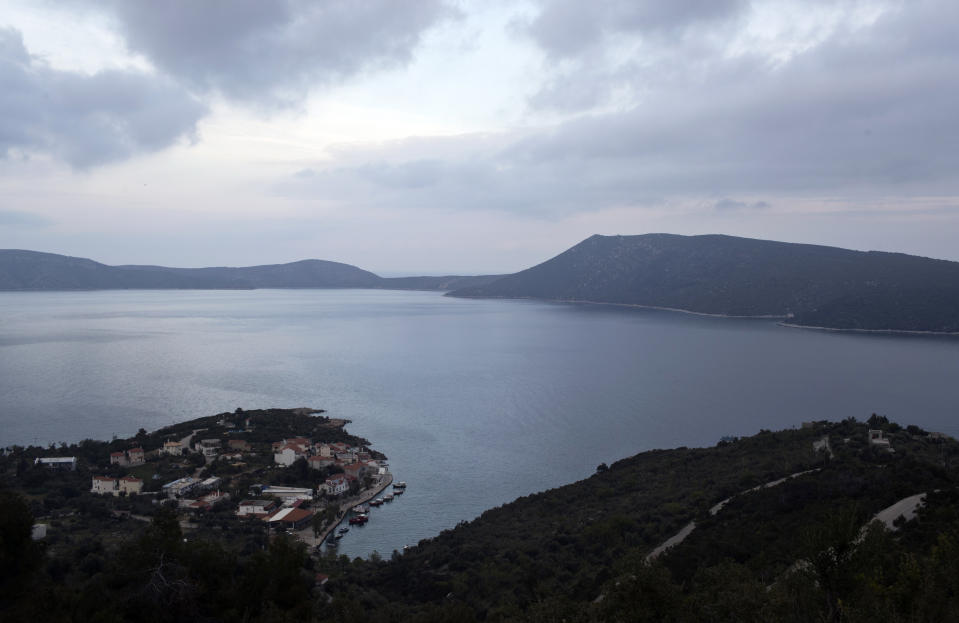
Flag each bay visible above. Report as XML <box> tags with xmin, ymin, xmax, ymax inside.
<box><xmin>1</xmin><ymin>288</ymin><xmax>958</xmax><ymax>559</ymax></box>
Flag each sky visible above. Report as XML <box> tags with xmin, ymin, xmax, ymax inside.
<box><xmin>1</xmin><ymin>0</ymin><xmax>958</xmax><ymax>275</ymax></box>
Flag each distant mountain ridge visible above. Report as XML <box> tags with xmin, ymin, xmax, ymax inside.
<box><xmin>447</xmin><ymin>233</ymin><xmax>959</xmax><ymax>333</ymax></box>
<box><xmin>0</xmin><ymin>249</ymin><xmax>500</xmax><ymax>292</ymax></box>
<box><xmin>6</xmin><ymin>235</ymin><xmax>959</xmax><ymax>332</ymax></box>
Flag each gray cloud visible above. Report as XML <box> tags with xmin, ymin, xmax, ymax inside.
<box><xmin>99</xmin><ymin>0</ymin><xmax>456</xmax><ymax>105</ymax></box>
<box><xmin>714</xmin><ymin>199</ymin><xmax>771</xmax><ymax>211</ymax></box>
<box><xmin>0</xmin><ymin>28</ymin><xmax>206</xmax><ymax>167</ymax></box>
<box><xmin>511</xmin><ymin>1</ymin><xmax>959</xmax><ymax>195</ymax></box>
<box><xmin>523</xmin><ymin>0</ymin><xmax>747</xmax><ymax>59</ymax></box>
<box><xmin>0</xmin><ymin>209</ymin><xmax>53</xmax><ymax>227</ymax></box>
<box><xmin>277</xmin><ymin>1</ymin><xmax>959</xmax><ymax>219</ymax></box>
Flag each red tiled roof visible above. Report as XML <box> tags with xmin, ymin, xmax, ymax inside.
<box><xmin>120</xmin><ymin>476</ymin><xmax>142</xmax><ymax>482</ymax></box>
<box><xmin>110</xmin><ymin>452</ymin><xmax>124</xmax><ymax>457</ymax></box>
<box><xmin>93</xmin><ymin>476</ymin><xmax>116</xmax><ymax>481</ymax></box>
<box><xmin>276</xmin><ymin>508</ymin><xmax>312</xmax><ymax>523</ymax></box>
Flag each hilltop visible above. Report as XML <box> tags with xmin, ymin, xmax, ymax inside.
<box><xmin>448</xmin><ymin>233</ymin><xmax>959</xmax><ymax>333</ymax></box>
<box><xmin>0</xmin><ymin>249</ymin><xmax>499</xmax><ymax>292</ymax></box>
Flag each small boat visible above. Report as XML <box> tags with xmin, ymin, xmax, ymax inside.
<box><xmin>352</xmin><ymin>504</ymin><xmax>368</xmax><ymax>514</ymax></box>
<box><xmin>393</xmin><ymin>481</ymin><xmax>407</xmax><ymax>489</ymax></box>
<box><xmin>370</xmin><ymin>498</ymin><xmax>384</xmax><ymax>506</ymax></box>
<box><xmin>384</xmin><ymin>493</ymin><xmax>394</xmax><ymax>502</ymax></box>
<box><xmin>392</xmin><ymin>487</ymin><xmax>404</xmax><ymax>495</ymax></box>
<box><xmin>338</xmin><ymin>527</ymin><xmax>349</xmax><ymax>534</ymax></box>
<box><xmin>348</xmin><ymin>514</ymin><xmax>369</xmax><ymax>525</ymax></box>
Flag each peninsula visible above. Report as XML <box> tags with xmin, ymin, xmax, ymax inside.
<box><xmin>4</xmin><ymin>413</ymin><xmax>959</xmax><ymax>621</ymax></box>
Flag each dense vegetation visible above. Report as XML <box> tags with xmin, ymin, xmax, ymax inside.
<box><xmin>3</xmin><ymin>415</ymin><xmax>959</xmax><ymax>621</ymax></box>
<box><xmin>449</xmin><ymin>233</ymin><xmax>959</xmax><ymax>333</ymax></box>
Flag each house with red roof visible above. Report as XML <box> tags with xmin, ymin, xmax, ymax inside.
<box><xmin>308</xmin><ymin>455</ymin><xmax>335</xmax><ymax>470</ymax></box>
<box><xmin>118</xmin><ymin>476</ymin><xmax>143</xmax><ymax>495</ymax></box>
<box><xmin>324</xmin><ymin>473</ymin><xmax>350</xmax><ymax>496</ymax></box>
<box><xmin>263</xmin><ymin>507</ymin><xmax>314</xmax><ymax>530</ymax></box>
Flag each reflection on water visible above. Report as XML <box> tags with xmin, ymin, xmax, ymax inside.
<box><xmin>1</xmin><ymin>288</ymin><xmax>958</xmax><ymax>558</ymax></box>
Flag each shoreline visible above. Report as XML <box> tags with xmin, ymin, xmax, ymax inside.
<box><xmin>310</xmin><ymin>471</ymin><xmax>395</xmax><ymax>548</ymax></box>
<box><xmin>778</xmin><ymin>322</ymin><xmax>959</xmax><ymax>337</ymax></box>
<box><xmin>452</xmin><ymin>294</ymin><xmax>959</xmax><ymax>336</ymax></box>
<box><xmin>448</xmin><ymin>293</ymin><xmax>788</xmax><ymax>319</ymax></box>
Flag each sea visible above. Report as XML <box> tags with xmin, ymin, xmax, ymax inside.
<box><xmin>1</xmin><ymin>288</ymin><xmax>958</xmax><ymax>559</ymax></box>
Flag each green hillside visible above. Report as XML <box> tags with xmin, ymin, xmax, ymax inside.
<box><xmin>4</xmin><ymin>415</ymin><xmax>958</xmax><ymax>621</ymax></box>
<box><xmin>448</xmin><ymin>234</ymin><xmax>959</xmax><ymax>333</ymax></box>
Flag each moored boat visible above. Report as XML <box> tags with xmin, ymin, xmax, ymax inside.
<box><xmin>384</xmin><ymin>493</ymin><xmax>394</xmax><ymax>502</ymax></box>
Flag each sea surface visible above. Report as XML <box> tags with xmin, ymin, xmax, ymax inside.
<box><xmin>2</xmin><ymin>289</ymin><xmax>958</xmax><ymax>558</ymax></box>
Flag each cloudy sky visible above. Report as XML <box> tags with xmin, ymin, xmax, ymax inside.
<box><xmin>2</xmin><ymin>0</ymin><xmax>958</xmax><ymax>274</ymax></box>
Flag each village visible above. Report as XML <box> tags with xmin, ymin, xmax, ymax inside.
<box><xmin>24</xmin><ymin>407</ymin><xmax>401</xmax><ymax>553</ymax></box>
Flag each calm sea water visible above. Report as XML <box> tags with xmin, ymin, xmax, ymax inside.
<box><xmin>1</xmin><ymin>289</ymin><xmax>958</xmax><ymax>558</ymax></box>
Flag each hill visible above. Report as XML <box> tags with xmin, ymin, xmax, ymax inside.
<box><xmin>3</xmin><ymin>415</ymin><xmax>959</xmax><ymax>621</ymax></box>
<box><xmin>0</xmin><ymin>250</ymin><xmax>496</xmax><ymax>292</ymax></box>
<box><xmin>448</xmin><ymin>234</ymin><xmax>959</xmax><ymax>333</ymax></box>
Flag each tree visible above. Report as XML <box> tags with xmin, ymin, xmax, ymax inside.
<box><xmin>0</xmin><ymin>491</ymin><xmax>40</xmax><ymax>594</ymax></box>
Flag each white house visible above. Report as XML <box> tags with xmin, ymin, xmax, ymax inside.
<box><xmin>91</xmin><ymin>476</ymin><xmax>118</xmax><ymax>495</ymax></box>
<box><xmin>273</xmin><ymin>443</ymin><xmax>308</xmax><ymax>466</ymax></box>
<box><xmin>162</xmin><ymin>441</ymin><xmax>182</xmax><ymax>456</ymax></box>
<box><xmin>324</xmin><ymin>474</ymin><xmax>349</xmax><ymax>496</ymax></box>
<box><xmin>196</xmin><ymin>439</ymin><xmax>222</xmax><ymax>458</ymax></box>
<box><xmin>118</xmin><ymin>476</ymin><xmax>143</xmax><ymax>495</ymax></box>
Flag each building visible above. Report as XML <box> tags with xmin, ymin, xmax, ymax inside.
<box><xmin>274</xmin><ymin>443</ymin><xmax>308</xmax><ymax>467</ymax></box>
<box><xmin>91</xmin><ymin>476</ymin><xmax>118</xmax><ymax>495</ymax></box>
<box><xmin>196</xmin><ymin>439</ymin><xmax>222</xmax><ymax>458</ymax></box>
<box><xmin>162</xmin><ymin>441</ymin><xmax>183</xmax><ymax>456</ymax></box>
<box><xmin>308</xmin><ymin>455</ymin><xmax>335</xmax><ymax>470</ymax></box>
<box><xmin>868</xmin><ymin>429</ymin><xmax>892</xmax><ymax>448</ymax></box>
<box><xmin>343</xmin><ymin>462</ymin><xmax>365</xmax><ymax>481</ymax></box>
<box><xmin>34</xmin><ymin>457</ymin><xmax>77</xmax><ymax>471</ymax></box>
<box><xmin>127</xmin><ymin>447</ymin><xmax>145</xmax><ymax>465</ymax></box>
<box><xmin>161</xmin><ymin>477</ymin><xmax>200</xmax><ymax>498</ymax></box>
<box><xmin>237</xmin><ymin>499</ymin><xmax>277</xmax><ymax>517</ymax></box>
<box><xmin>110</xmin><ymin>452</ymin><xmax>127</xmax><ymax>466</ymax></box>
<box><xmin>264</xmin><ymin>507</ymin><xmax>314</xmax><ymax>530</ymax></box>
<box><xmin>324</xmin><ymin>474</ymin><xmax>350</xmax><ymax>496</ymax></box>
<box><xmin>198</xmin><ymin>476</ymin><xmax>222</xmax><ymax>492</ymax></box>
<box><xmin>118</xmin><ymin>476</ymin><xmax>143</xmax><ymax>495</ymax></box>
<box><xmin>31</xmin><ymin>524</ymin><xmax>47</xmax><ymax>541</ymax></box>
<box><xmin>260</xmin><ymin>485</ymin><xmax>314</xmax><ymax>502</ymax></box>
<box><xmin>227</xmin><ymin>439</ymin><xmax>251</xmax><ymax>452</ymax></box>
